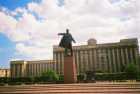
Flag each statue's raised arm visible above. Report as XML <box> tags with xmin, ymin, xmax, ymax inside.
<box><xmin>58</xmin><ymin>33</ymin><xmax>65</xmax><ymax>36</ymax></box>
<box><xmin>58</xmin><ymin>29</ymin><xmax>76</xmax><ymax>56</ymax></box>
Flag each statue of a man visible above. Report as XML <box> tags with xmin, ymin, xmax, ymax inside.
<box><xmin>58</xmin><ymin>29</ymin><xmax>76</xmax><ymax>56</ymax></box>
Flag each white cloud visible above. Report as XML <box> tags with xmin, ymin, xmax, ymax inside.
<box><xmin>16</xmin><ymin>43</ymin><xmax>53</xmax><ymax>59</ymax></box>
<box><xmin>0</xmin><ymin>0</ymin><xmax>139</xmax><ymax>60</ymax></box>
<box><xmin>0</xmin><ymin>12</ymin><xmax>17</xmax><ymax>32</ymax></box>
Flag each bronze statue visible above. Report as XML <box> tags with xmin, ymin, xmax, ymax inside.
<box><xmin>58</xmin><ymin>29</ymin><xmax>76</xmax><ymax>56</ymax></box>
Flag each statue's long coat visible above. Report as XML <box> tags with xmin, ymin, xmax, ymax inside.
<box><xmin>59</xmin><ymin>33</ymin><xmax>75</xmax><ymax>49</ymax></box>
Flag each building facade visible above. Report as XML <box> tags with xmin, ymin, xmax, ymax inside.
<box><xmin>53</xmin><ymin>38</ymin><xmax>139</xmax><ymax>75</ymax></box>
<box><xmin>0</xmin><ymin>69</ymin><xmax>10</xmax><ymax>77</ymax></box>
<box><xmin>10</xmin><ymin>60</ymin><xmax>55</xmax><ymax>78</ymax></box>
<box><xmin>10</xmin><ymin>38</ymin><xmax>139</xmax><ymax>77</ymax></box>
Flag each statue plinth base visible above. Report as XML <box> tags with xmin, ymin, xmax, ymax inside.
<box><xmin>64</xmin><ymin>56</ymin><xmax>77</xmax><ymax>83</ymax></box>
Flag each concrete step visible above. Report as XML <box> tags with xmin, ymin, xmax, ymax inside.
<box><xmin>1</xmin><ymin>90</ymin><xmax>140</xmax><ymax>94</ymax></box>
<box><xmin>0</xmin><ymin>83</ymin><xmax>140</xmax><ymax>94</ymax></box>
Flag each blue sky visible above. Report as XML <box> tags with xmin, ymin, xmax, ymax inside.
<box><xmin>0</xmin><ymin>33</ymin><xmax>15</xmax><ymax>68</ymax></box>
<box><xmin>0</xmin><ymin>0</ymin><xmax>139</xmax><ymax>68</ymax></box>
<box><xmin>0</xmin><ymin>0</ymin><xmax>36</xmax><ymax>68</ymax></box>
<box><xmin>0</xmin><ymin>0</ymin><xmax>63</xmax><ymax>68</ymax></box>
<box><xmin>0</xmin><ymin>0</ymin><xmax>32</xmax><ymax>10</ymax></box>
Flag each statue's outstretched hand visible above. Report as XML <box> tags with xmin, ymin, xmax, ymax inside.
<box><xmin>58</xmin><ymin>33</ymin><xmax>61</xmax><ymax>35</ymax></box>
<box><xmin>58</xmin><ymin>33</ymin><xmax>65</xmax><ymax>36</ymax></box>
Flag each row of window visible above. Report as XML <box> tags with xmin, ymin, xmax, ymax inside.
<box><xmin>54</xmin><ymin>46</ymin><xmax>138</xmax><ymax>74</ymax></box>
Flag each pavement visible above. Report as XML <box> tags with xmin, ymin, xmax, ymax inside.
<box><xmin>0</xmin><ymin>82</ymin><xmax>140</xmax><ymax>94</ymax></box>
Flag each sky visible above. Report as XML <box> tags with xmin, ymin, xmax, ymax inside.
<box><xmin>0</xmin><ymin>0</ymin><xmax>139</xmax><ymax>68</ymax></box>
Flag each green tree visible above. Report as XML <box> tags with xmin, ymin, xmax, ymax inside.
<box><xmin>41</xmin><ymin>70</ymin><xmax>59</xmax><ymax>82</ymax></box>
<box><xmin>137</xmin><ymin>56</ymin><xmax>140</xmax><ymax>79</ymax></box>
<box><xmin>124</xmin><ymin>63</ymin><xmax>138</xmax><ymax>79</ymax></box>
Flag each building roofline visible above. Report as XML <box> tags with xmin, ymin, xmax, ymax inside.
<box><xmin>53</xmin><ymin>38</ymin><xmax>138</xmax><ymax>51</ymax></box>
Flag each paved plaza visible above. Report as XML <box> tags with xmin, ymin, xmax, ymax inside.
<box><xmin>0</xmin><ymin>82</ymin><xmax>140</xmax><ymax>94</ymax></box>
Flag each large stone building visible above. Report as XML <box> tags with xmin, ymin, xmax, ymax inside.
<box><xmin>10</xmin><ymin>60</ymin><xmax>55</xmax><ymax>78</ymax></box>
<box><xmin>0</xmin><ymin>69</ymin><xmax>10</xmax><ymax>77</ymax></box>
<box><xmin>10</xmin><ymin>38</ymin><xmax>139</xmax><ymax>77</ymax></box>
<box><xmin>53</xmin><ymin>38</ymin><xmax>139</xmax><ymax>75</ymax></box>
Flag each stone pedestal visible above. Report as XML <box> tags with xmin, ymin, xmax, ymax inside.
<box><xmin>64</xmin><ymin>56</ymin><xmax>77</xmax><ymax>83</ymax></box>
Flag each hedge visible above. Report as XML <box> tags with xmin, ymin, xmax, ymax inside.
<box><xmin>95</xmin><ymin>72</ymin><xmax>137</xmax><ymax>81</ymax></box>
<box><xmin>0</xmin><ymin>72</ymin><xmax>139</xmax><ymax>84</ymax></box>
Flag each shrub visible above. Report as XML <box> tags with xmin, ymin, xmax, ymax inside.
<box><xmin>95</xmin><ymin>73</ymin><xmax>127</xmax><ymax>81</ymax></box>
<box><xmin>0</xmin><ymin>77</ymin><xmax>8</xmax><ymax>83</ymax></box>
<box><xmin>41</xmin><ymin>69</ymin><xmax>59</xmax><ymax>82</ymax></box>
<box><xmin>77</xmin><ymin>74</ymin><xmax>85</xmax><ymax>81</ymax></box>
<box><xmin>59</xmin><ymin>75</ymin><xmax>64</xmax><ymax>81</ymax></box>
<box><xmin>124</xmin><ymin>63</ymin><xmax>138</xmax><ymax>80</ymax></box>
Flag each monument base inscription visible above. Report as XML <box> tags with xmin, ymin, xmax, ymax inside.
<box><xmin>64</xmin><ymin>56</ymin><xmax>77</xmax><ymax>83</ymax></box>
